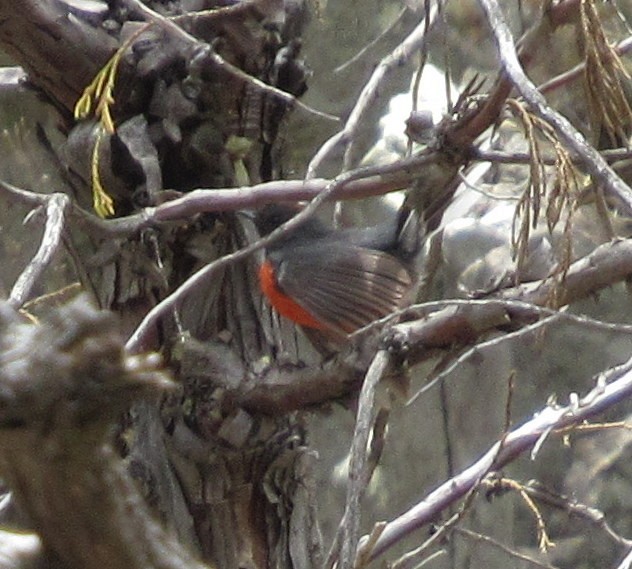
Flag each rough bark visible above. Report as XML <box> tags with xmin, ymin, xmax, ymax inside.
<box><xmin>0</xmin><ymin>299</ymin><xmax>208</xmax><ymax>569</ymax></box>
<box><xmin>0</xmin><ymin>2</ymin><xmax>320</xmax><ymax>569</ymax></box>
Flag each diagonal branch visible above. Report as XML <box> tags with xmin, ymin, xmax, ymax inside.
<box><xmin>365</xmin><ymin>356</ymin><xmax>632</xmax><ymax>560</ymax></box>
<box><xmin>306</xmin><ymin>2</ymin><xmax>439</xmax><ymax>178</ymax></box>
<box><xmin>477</xmin><ymin>0</ymin><xmax>632</xmax><ymax>214</ymax></box>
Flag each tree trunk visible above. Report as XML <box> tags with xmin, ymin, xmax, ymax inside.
<box><xmin>0</xmin><ymin>2</ymin><xmax>321</xmax><ymax>568</ymax></box>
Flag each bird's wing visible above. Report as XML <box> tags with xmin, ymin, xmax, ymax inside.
<box><xmin>273</xmin><ymin>244</ymin><xmax>412</xmax><ymax>335</ymax></box>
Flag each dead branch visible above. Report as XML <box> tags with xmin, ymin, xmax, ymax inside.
<box><xmin>477</xmin><ymin>0</ymin><xmax>632</xmax><ymax>214</ymax></box>
<box><xmin>9</xmin><ymin>194</ymin><xmax>70</xmax><ymax>310</ymax></box>
<box><xmin>0</xmin><ymin>298</ymin><xmax>208</xmax><ymax>569</ymax></box>
<box><xmin>453</xmin><ymin>527</ymin><xmax>560</xmax><ymax>569</ymax></box>
<box><xmin>364</xmin><ymin>355</ymin><xmax>632</xmax><ymax>560</ymax></box>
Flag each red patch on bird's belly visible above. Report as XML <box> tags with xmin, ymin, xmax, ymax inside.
<box><xmin>258</xmin><ymin>260</ymin><xmax>326</xmax><ymax>329</ymax></box>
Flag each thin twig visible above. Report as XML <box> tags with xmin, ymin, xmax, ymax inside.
<box><xmin>0</xmin><ymin>180</ymin><xmax>48</xmax><ymax>207</ymax></box>
<box><xmin>477</xmin><ymin>0</ymin><xmax>632</xmax><ymax>214</ymax></box>
<box><xmin>511</xmin><ymin>481</ymin><xmax>632</xmax><ymax>549</ymax></box>
<box><xmin>306</xmin><ymin>2</ymin><xmax>439</xmax><ymax>177</ymax></box>
<box><xmin>473</xmin><ymin>146</ymin><xmax>632</xmax><ymax>166</ymax></box>
<box><xmin>454</xmin><ymin>527</ymin><xmax>560</xmax><ymax>569</ymax></box>
<box><xmin>333</xmin><ymin>7</ymin><xmax>410</xmax><ymax>74</ymax></box>
<box><xmin>9</xmin><ymin>194</ymin><xmax>70</xmax><ymax>310</ymax></box>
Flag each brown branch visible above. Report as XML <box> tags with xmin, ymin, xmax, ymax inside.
<box><xmin>152</xmin><ymin>151</ymin><xmax>438</xmax><ymax>221</ymax></box>
<box><xmin>0</xmin><ymin>298</ymin><xmax>208</xmax><ymax>569</ymax></box>
<box><xmin>497</xmin><ymin>238</ymin><xmax>632</xmax><ymax>306</ymax></box>
<box><xmin>0</xmin><ymin>149</ymin><xmax>439</xmax><ymax>239</ymax></box>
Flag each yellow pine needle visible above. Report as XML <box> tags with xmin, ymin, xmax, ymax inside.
<box><xmin>91</xmin><ymin>128</ymin><xmax>115</xmax><ymax>218</ymax></box>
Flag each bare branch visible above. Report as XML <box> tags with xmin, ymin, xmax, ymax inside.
<box><xmin>473</xmin><ymin>146</ymin><xmax>632</xmax><ymax>166</ymax></box>
<box><xmin>8</xmin><ymin>193</ymin><xmax>70</xmax><ymax>310</ymax></box>
<box><xmin>152</xmin><ymin>151</ymin><xmax>438</xmax><ymax>221</ymax></box>
<box><xmin>454</xmin><ymin>527</ymin><xmax>561</xmax><ymax>569</ymax></box>
<box><xmin>477</xmin><ymin>0</ymin><xmax>632</xmax><ymax>214</ymax></box>
<box><xmin>331</xmin><ymin>350</ymin><xmax>390</xmax><ymax>569</ymax></box>
<box><xmin>0</xmin><ymin>149</ymin><xmax>440</xmax><ymax>240</ymax></box>
<box><xmin>504</xmin><ymin>481</ymin><xmax>632</xmax><ymax>549</ymax></box>
<box><xmin>365</xmin><ymin>356</ymin><xmax>632</xmax><ymax>560</ymax></box>
<box><xmin>306</xmin><ymin>2</ymin><xmax>439</xmax><ymax>177</ymax></box>
<box><xmin>497</xmin><ymin>238</ymin><xmax>632</xmax><ymax>306</ymax></box>
<box><xmin>333</xmin><ymin>7</ymin><xmax>410</xmax><ymax>74</ymax></box>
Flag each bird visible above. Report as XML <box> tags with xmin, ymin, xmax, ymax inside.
<box><xmin>253</xmin><ymin>203</ymin><xmax>420</xmax><ymax>345</ymax></box>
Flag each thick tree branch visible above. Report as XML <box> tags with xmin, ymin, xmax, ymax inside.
<box><xmin>0</xmin><ymin>298</ymin><xmax>208</xmax><ymax>569</ymax></box>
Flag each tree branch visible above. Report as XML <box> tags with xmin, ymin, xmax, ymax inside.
<box><xmin>9</xmin><ymin>193</ymin><xmax>70</xmax><ymax>310</ymax></box>
<box><xmin>365</xmin><ymin>356</ymin><xmax>632</xmax><ymax>560</ymax></box>
<box><xmin>0</xmin><ymin>298</ymin><xmax>209</xmax><ymax>569</ymax></box>
<box><xmin>477</xmin><ymin>0</ymin><xmax>632</xmax><ymax>214</ymax></box>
